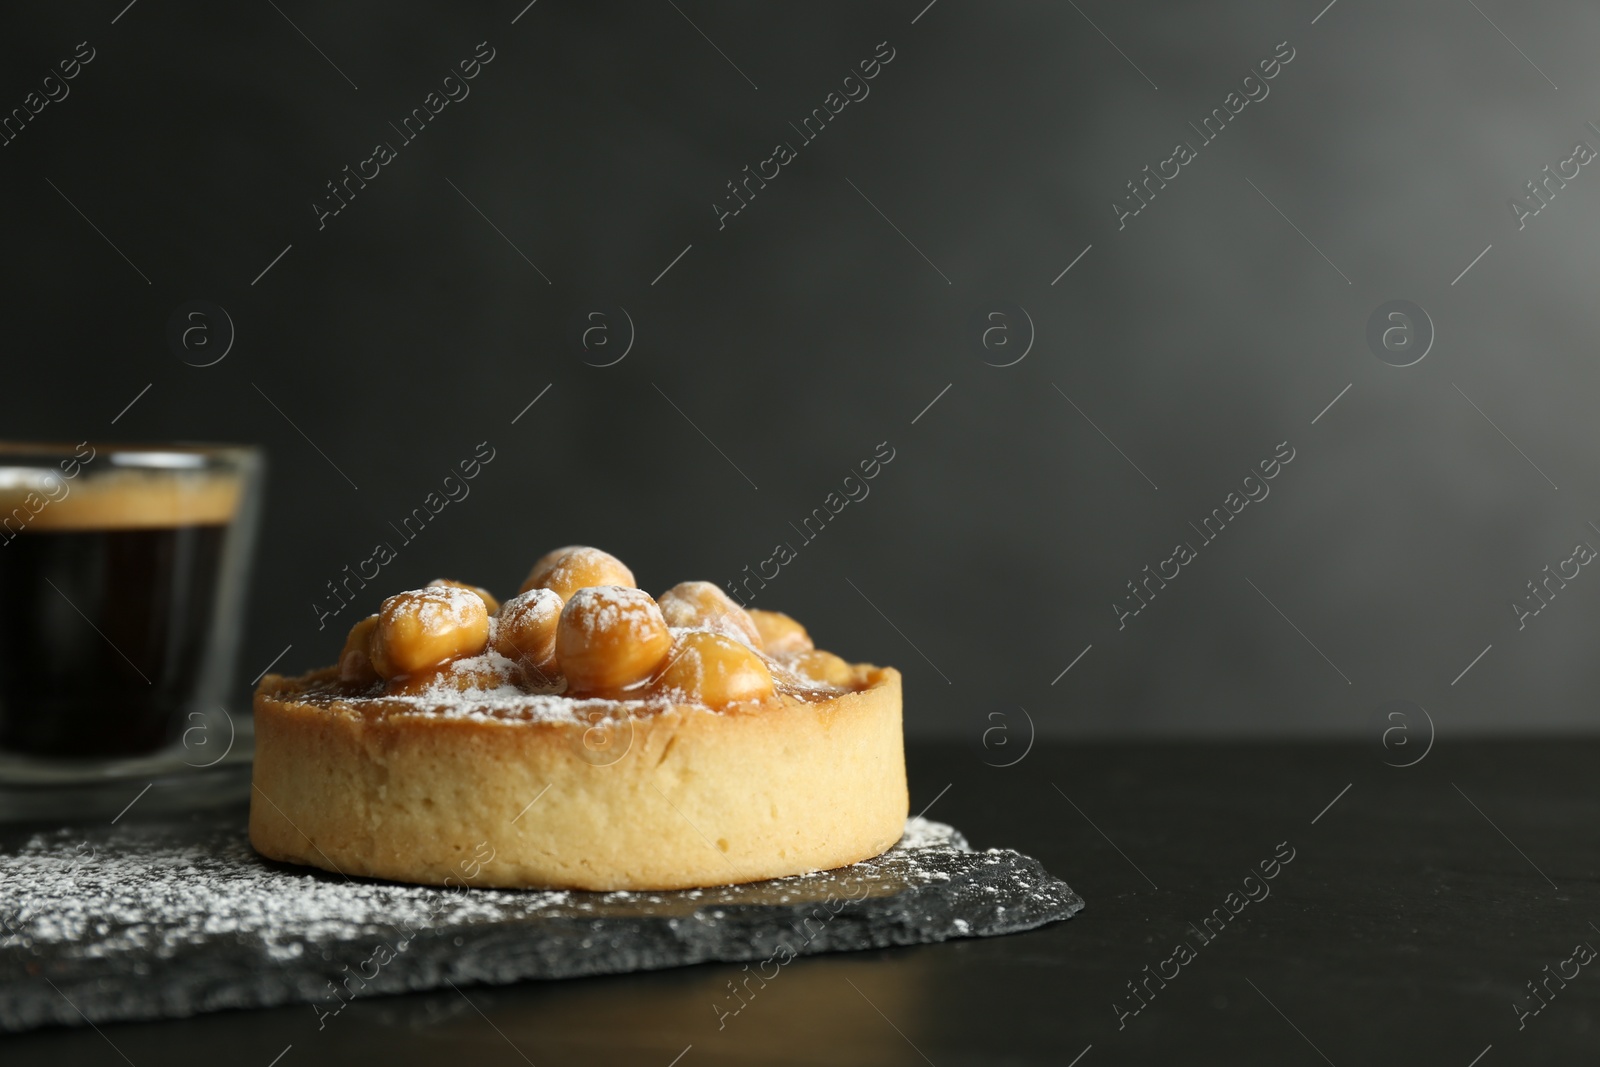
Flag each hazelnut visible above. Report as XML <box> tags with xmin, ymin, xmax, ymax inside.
<box><xmin>788</xmin><ymin>649</ymin><xmax>856</xmax><ymax>688</ymax></box>
<box><xmin>657</xmin><ymin>581</ymin><xmax>761</xmax><ymax>647</ymax></box>
<box><xmin>522</xmin><ymin>544</ymin><xmax>585</xmax><ymax>590</ymax></box>
<box><xmin>521</xmin><ymin>546</ymin><xmax>636</xmax><ymax>600</ymax></box>
<box><xmin>371</xmin><ymin>586</ymin><xmax>490</xmax><ymax>678</ymax></box>
<box><xmin>748</xmin><ymin>609</ymin><xmax>813</xmax><ymax>654</ymax></box>
<box><xmin>427</xmin><ymin>578</ymin><xmax>500</xmax><ymax>615</ymax></box>
<box><xmin>556</xmin><ymin>585</ymin><xmax>671</xmax><ymax>695</ymax></box>
<box><xmin>338</xmin><ymin>615</ymin><xmax>381</xmax><ymax>684</ymax></box>
<box><xmin>653</xmin><ymin>631</ymin><xmax>775</xmax><ymax>709</ymax></box>
<box><xmin>493</xmin><ymin>587</ymin><xmax>563</xmax><ymax>683</ymax></box>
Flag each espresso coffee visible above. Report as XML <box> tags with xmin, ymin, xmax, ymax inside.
<box><xmin>0</xmin><ymin>473</ymin><xmax>242</xmax><ymax>757</ymax></box>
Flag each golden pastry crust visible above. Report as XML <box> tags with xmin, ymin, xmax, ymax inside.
<box><xmin>249</xmin><ymin>666</ymin><xmax>907</xmax><ymax>891</ymax></box>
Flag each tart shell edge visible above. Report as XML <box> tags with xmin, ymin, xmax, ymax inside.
<box><xmin>248</xmin><ymin>667</ymin><xmax>908</xmax><ymax>891</ymax></box>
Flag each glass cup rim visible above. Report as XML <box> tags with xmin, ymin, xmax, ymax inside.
<box><xmin>0</xmin><ymin>441</ymin><xmax>259</xmax><ymax>473</ymax></box>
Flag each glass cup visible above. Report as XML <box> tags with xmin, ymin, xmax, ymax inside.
<box><xmin>0</xmin><ymin>443</ymin><xmax>263</xmax><ymax>809</ymax></box>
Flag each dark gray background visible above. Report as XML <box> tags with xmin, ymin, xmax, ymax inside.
<box><xmin>4</xmin><ymin>0</ymin><xmax>1596</xmax><ymax>737</ymax></box>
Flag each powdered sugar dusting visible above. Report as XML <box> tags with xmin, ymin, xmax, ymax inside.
<box><xmin>0</xmin><ymin>814</ymin><xmax>1087</xmax><ymax>1035</ymax></box>
<box><xmin>389</xmin><ymin>585</ymin><xmax>484</xmax><ymax>637</ymax></box>
<box><xmin>415</xmin><ymin>650</ymin><xmax>527</xmax><ymax>699</ymax></box>
<box><xmin>900</xmin><ymin>815</ymin><xmax>967</xmax><ymax>851</ymax></box>
<box><xmin>0</xmin><ymin>828</ymin><xmax>564</xmax><ymax>964</ymax></box>
<box><xmin>563</xmin><ymin>585</ymin><xmax>662</xmax><ymax>643</ymax></box>
<box><xmin>657</xmin><ymin>582</ymin><xmax>761</xmax><ymax>648</ymax></box>
<box><xmin>498</xmin><ymin>587</ymin><xmax>561</xmax><ymax>633</ymax></box>
<box><xmin>0</xmin><ymin>817</ymin><xmax>968</xmax><ymax>960</ymax></box>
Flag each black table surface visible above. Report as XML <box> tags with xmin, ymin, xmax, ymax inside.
<box><xmin>7</xmin><ymin>739</ymin><xmax>1597</xmax><ymax>1066</ymax></box>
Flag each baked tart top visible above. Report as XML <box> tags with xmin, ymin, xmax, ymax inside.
<box><xmin>259</xmin><ymin>546</ymin><xmax>885</xmax><ymax>725</ymax></box>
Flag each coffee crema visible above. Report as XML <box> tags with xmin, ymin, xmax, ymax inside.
<box><xmin>0</xmin><ymin>470</ymin><xmax>241</xmax><ymax>533</ymax></box>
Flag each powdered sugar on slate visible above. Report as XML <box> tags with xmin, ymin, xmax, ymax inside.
<box><xmin>0</xmin><ymin>814</ymin><xmax>1081</xmax><ymax>1033</ymax></box>
<box><xmin>0</xmin><ymin>817</ymin><xmax>967</xmax><ymax>960</ymax></box>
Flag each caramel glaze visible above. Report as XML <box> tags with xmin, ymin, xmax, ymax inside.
<box><xmin>270</xmin><ymin>659</ymin><xmax>875</xmax><ymax>722</ymax></box>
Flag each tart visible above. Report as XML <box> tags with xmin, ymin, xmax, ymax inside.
<box><xmin>249</xmin><ymin>548</ymin><xmax>908</xmax><ymax>891</ymax></box>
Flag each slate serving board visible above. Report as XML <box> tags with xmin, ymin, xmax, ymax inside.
<box><xmin>0</xmin><ymin>809</ymin><xmax>1082</xmax><ymax>1033</ymax></box>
